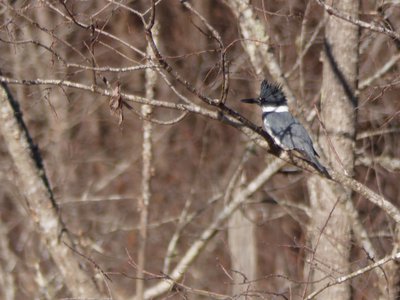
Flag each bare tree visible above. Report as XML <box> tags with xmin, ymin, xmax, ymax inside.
<box><xmin>0</xmin><ymin>1</ymin><xmax>399</xmax><ymax>299</ymax></box>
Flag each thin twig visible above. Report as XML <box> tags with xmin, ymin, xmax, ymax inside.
<box><xmin>357</xmin><ymin>127</ymin><xmax>400</xmax><ymax>139</ymax></box>
<box><xmin>302</xmin><ymin>196</ymin><xmax>341</xmax><ymax>298</ymax></box>
<box><xmin>305</xmin><ymin>251</ymin><xmax>400</xmax><ymax>299</ymax></box>
<box><xmin>357</xmin><ymin>155</ymin><xmax>400</xmax><ymax>172</ymax></box>
<box><xmin>285</xmin><ymin>18</ymin><xmax>326</xmax><ymax>79</ymax></box>
<box><xmin>43</xmin><ymin>0</ymin><xmax>146</xmax><ymax>57</ymax></box>
<box><xmin>315</xmin><ymin>0</ymin><xmax>400</xmax><ymax>42</ymax></box>
<box><xmin>140</xmin><ymin>159</ymin><xmax>285</xmax><ymax>300</ymax></box>
<box><xmin>359</xmin><ymin>53</ymin><xmax>400</xmax><ymax>90</ymax></box>
<box><xmin>181</xmin><ymin>1</ymin><xmax>229</xmax><ymax>103</ymax></box>
<box><xmin>225</xmin><ymin>0</ymin><xmax>296</xmax><ymax>105</ymax></box>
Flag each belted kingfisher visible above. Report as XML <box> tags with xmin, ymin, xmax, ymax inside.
<box><xmin>241</xmin><ymin>80</ymin><xmax>329</xmax><ymax>177</ymax></box>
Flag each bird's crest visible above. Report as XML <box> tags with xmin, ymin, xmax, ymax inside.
<box><xmin>260</xmin><ymin>80</ymin><xmax>287</xmax><ymax>105</ymax></box>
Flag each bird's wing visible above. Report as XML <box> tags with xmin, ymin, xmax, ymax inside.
<box><xmin>263</xmin><ymin>112</ymin><xmax>329</xmax><ymax>177</ymax></box>
<box><xmin>263</xmin><ymin>112</ymin><xmax>315</xmax><ymax>153</ymax></box>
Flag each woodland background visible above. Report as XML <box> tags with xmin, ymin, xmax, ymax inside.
<box><xmin>0</xmin><ymin>0</ymin><xmax>399</xmax><ymax>299</ymax></box>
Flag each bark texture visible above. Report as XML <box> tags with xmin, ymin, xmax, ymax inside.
<box><xmin>0</xmin><ymin>85</ymin><xmax>102</xmax><ymax>298</ymax></box>
<box><xmin>307</xmin><ymin>1</ymin><xmax>359</xmax><ymax>299</ymax></box>
<box><xmin>228</xmin><ymin>176</ymin><xmax>257</xmax><ymax>298</ymax></box>
<box><xmin>136</xmin><ymin>30</ymin><xmax>157</xmax><ymax>299</ymax></box>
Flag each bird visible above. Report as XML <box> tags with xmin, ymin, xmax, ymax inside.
<box><xmin>241</xmin><ymin>80</ymin><xmax>330</xmax><ymax>177</ymax></box>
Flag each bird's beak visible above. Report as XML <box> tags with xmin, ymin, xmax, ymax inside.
<box><xmin>241</xmin><ymin>98</ymin><xmax>260</xmax><ymax>105</ymax></box>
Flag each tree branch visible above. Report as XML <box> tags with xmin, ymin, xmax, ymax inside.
<box><xmin>305</xmin><ymin>251</ymin><xmax>400</xmax><ymax>299</ymax></box>
<box><xmin>315</xmin><ymin>0</ymin><xmax>400</xmax><ymax>42</ymax></box>
<box><xmin>140</xmin><ymin>159</ymin><xmax>285</xmax><ymax>300</ymax></box>
<box><xmin>0</xmin><ymin>74</ymin><xmax>399</xmax><ymax>225</ymax></box>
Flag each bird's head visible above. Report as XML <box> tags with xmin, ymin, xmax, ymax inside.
<box><xmin>241</xmin><ymin>80</ymin><xmax>287</xmax><ymax>107</ymax></box>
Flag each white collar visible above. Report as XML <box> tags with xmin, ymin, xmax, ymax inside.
<box><xmin>262</xmin><ymin>105</ymin><xmax>289</xmax><ymax>113</ymax></box>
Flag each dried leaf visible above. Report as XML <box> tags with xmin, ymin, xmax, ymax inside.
<box><xmin>109</xmin><ymin>82</ymin><xmax>123</xmax><ymax>126</ymax></box>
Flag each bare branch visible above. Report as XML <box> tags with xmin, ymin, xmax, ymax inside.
<box><xmin>3</xmin><ymin>2</ymin><xmax>89</xmax><ymax>62</ymax></box>
<box><xmin>43</xmin><ymin>0</ymin><xmax>146</xmax><ymax>57</ymax></box>
<box><xmin>141</xmin><ymin>159</ymin><xmax>285</xmax><ymax>300</ymax></box>
<box><xmin>315</xmin><ymin>0</ymin><xmax>400</xmax><ymax>42</ymax></box>
<box><xmin>162</xmin><ymin>192</ymin><xmax>224</xmax><ymax>274</ymax></box>
<box><xmin>181</xmin><ymin>1</ymin><xmax>229</xmax><ymax>103</ymax></box>
<box><xmin>67</xmin><ymin>63</ymin><xmax>158</xmax><ymax>73</ymax></box>
<box><xmin>359</xmin><ymin>53</ymin><xmax>400</xmax><ymax>90</ymax></box>
<box><xmin>357</xmin><ymin>155</ymin><xmax>400</xmax><ymax>172</ymax></box>
<box><xmin>0</xmin><ymin>75</ymin><xmax>399</xmax><ymax>225</ymax></box>
<box><xmin>357</xmin><ymin>127</ymin><xmax>400</xmax><ymax>139</ymax></box>
<box><xmin>329</xmin><ymin>170</ymin><xmax>400</xmax><ymax>223</ymax></box>
<box><xmin>225</xmin><ymin>0</ymin><xmax>296</xmax><ymax>105</ymax></box>
<box><xmin>285</xmin><ymin>18</ymin><xmax>326</xmax><ymax>79</ymax></box>
<box><xmin>305</xmin><ymin>251</ymin><xmax>400</xmax><ymax>299</ymax></box>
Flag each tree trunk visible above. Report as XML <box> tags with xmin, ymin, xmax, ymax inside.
<box><xmin>0</xmin><ymin>85</ymin><xmax>103</xmax><ymax>298</ymax></box>
<box><xmin>306</xmin><ymin>1</ymin><xmax>359</xmax><ymax>299</ymax></box>
<box><xmin>228</xmin><ymin>201</ymin><xmax>257</xmax><ymax>298</ymax></box>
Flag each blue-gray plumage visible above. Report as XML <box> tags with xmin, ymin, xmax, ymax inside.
<box><xmin>241</xmin><ymin>80</ymin><xmax>329</xmax><ymax>177</ymax></box>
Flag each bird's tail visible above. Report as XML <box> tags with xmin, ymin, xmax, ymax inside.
<box><xmin>308</xmin><ymin>155</ymin><xmax>331</xmax><ymax>179</ymax></box>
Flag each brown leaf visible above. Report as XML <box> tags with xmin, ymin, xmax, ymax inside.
<box><xmin>109</xmin><ymin>82</ymin><xmax>123</xmax><ymax>126</ymax></box>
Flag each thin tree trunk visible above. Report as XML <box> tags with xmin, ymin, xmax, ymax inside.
<box><xmin>136</xmin><ymin>23</ymin><xmax>157</xmax><ymax>300</ymax></box>
<box><xmin>305</xmin><ymin>1</ymin><xmax>359</xmax><ymax>299</ymax></box>
<box><xmin>228</xmin><ymin>175</ymin><xmax>257</xmax><ymax>298</ymax></box>
<box><xmin>225</xmin><ymin>171</ymin><xmax>257</xmax><ymax>299</ymax></box>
